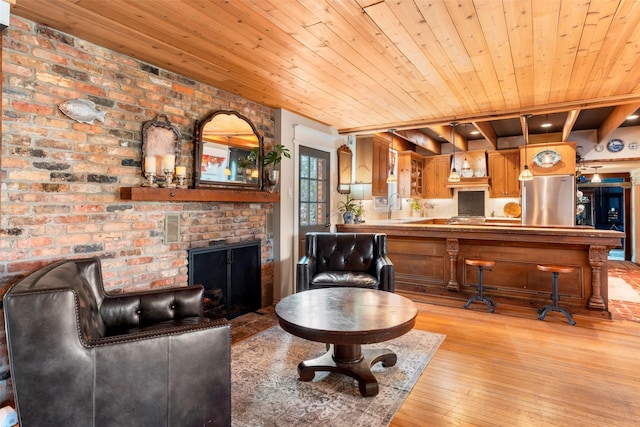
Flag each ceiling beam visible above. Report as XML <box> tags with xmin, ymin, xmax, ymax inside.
<box><xmin>396</xmin><ymin>130</ymin><xmax>441</xmax><ymax>154</ymax></box>
<box><xmin>427</xmin><ymin>124</ymin><xmax>467</xmax><ymax>152</ymax></box>
<box><xmin>597</xmin><ymin>103</ymin><xmax>640</xmax><ymax>144</ymax></box>
<box><xmin>562</xmin><ymin>109</ymin><xmax>580</xmax><ymax>142</ymax></box>
<box><xmin>471</xmin><ymin>121</ymin><xmax>497</xmax><ymax>149</ymax></box>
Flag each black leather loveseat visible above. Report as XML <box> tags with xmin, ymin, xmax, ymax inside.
<box><xmin>3</xmin><ymin>257</ymin><xmax>231</xmax><ymax>427</ymax></box>
<box><xmin>296</xmin><ymin>232</ymin><xmax>394</xmax><ymax>293</ymax></box>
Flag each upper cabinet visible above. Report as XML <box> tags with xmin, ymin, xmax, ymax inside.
<box><xmin>423</xmin><ymin>154</ymin><xmax>453</xmax><ymax>199</ymax></box>
<box><xmin>488</xmin><ymin>149</ymin><xmax>520</xmax><ymax>198</ymax></box>
<box><xmin>398</xmin><ymin>151</ymin><xmax>424</xmax><ymax>197</ymax></box>
<box><xmin>356</xmin><ymin>135</ymin><xmax>390</xmax><ymax>197</ymax></box>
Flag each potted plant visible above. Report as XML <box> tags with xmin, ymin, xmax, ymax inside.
<box><xmin>353</xmin><ymin>203</ymin><xmax>365</xmax><ymax>224</ymax></box>
<box><xmin>338</xmin><ymin>195</ymin><xmax>358</xmax><ymax>224</ymax></box>
<box><xmin>251</xmin><ymin>144</ymin><xmax>291</xmax><ymax>192</ymax></box>
<box><xmin>411</xmin><ymin>199</ymin><xmax>421</xmax><ymax>217</ymax></box>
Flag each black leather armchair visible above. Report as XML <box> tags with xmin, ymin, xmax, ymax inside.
<box><xmin>296</xmin><ymin>232</ymin><xmax>394</xmax><ymax>293</ymax></box>
<box><xmin>3</xmin><ymin>257</ymin><xmax>231</xmax><ymax>427</ymax></box>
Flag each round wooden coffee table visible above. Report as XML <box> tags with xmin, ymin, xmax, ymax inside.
<box><xmin>275</xmin><ymin>288</ymin><xmax>418</xmax><ymax>397</ymax></box>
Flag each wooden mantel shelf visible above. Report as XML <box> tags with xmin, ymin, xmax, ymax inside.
<box><xmin>120</xmin><ymin>187</ymin><xmax>280</xmax><ymax>203</ymax></box>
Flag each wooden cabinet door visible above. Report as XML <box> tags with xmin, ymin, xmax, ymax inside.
<box><xmin>488</xmin><ymin>149</ymin><xmax>520</xmax><ymax>198</ymax></box>
<box><xmin>424</xmin><ymin>155</ymin><xmax>452</xmax><ymax>199</ymax></box>
<box><xmin>355</xmin><ymin>135</ymin><xmax>389</xmax><ymax>197</ymax></box>
<box><xmin>372</xmin><ymin>137</ymin><xmax>389</xmax><ymax>196</ymax></box>
<box><xmin>398</xmin><ymin>151</ymin><xmax>424</xmax><ymax>197</ymax></box>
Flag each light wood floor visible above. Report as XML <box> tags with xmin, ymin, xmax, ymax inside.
<box><xmin>391</xmin><ymin>302</ymin><xmax>640</xmax><ymax>426</ymax></box>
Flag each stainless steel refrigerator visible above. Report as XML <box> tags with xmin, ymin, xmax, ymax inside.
<box><xmin>522</xmin><ymin>174</ymin><xmax>575</xmax><ymax>226</ymax></box>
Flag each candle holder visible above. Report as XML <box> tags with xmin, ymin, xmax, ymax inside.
<box><xmin>142</xmin><ymin>171</ymin><xmax>159</xmax><ymax>187</ymax></box>
<box><xmin>176</xmin><ymin>174</ymin><xmax>187</xmax><ymax>189</ymax></box>
<box><xmin>162</xmin><ymin>169</ymin><xmax>176</xmax><ymax>188</ymax></box>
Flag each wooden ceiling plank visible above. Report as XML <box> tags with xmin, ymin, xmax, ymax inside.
<box><xmin>566</xmin><ymin>0</ymin><xmax>619</xmax><ymax>101</ymax></box>
<box><xmin>472</xmin><ymin>0</ymin><xmax>518</xmax><ymax>112</ymax></box>
<box><xmin>503</xmin><ymin>0</ymin><xmax>535</xmax><ymax>109</ymax></box>
<box><xmin>445</xmin><ymin>0</ymin><xmax>505</xmax><ymax>112</ymax></box>
<box><xmin>597</xmin><ymin>102</ymin><xmax>640</xmax><ymax>144</ymax></box>
<box><xmin>531</xmin><ymin>0</ymin><xmax>561</xmax><ymax>106</ymax></box>
<box><xmin>547</xmin><ymin>0</ymin><xmax>589</xmax><ymax>104</ymax></box>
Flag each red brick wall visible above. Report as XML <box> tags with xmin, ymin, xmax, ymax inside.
<box><xmin>0</xmin><ymin>17</ymin><xmax>276</xmax><ymax>404</ymax></box>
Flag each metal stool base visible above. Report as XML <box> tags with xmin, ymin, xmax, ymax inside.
<box><xmin>463</xmin><ymin>265</ymin><xmax>496</xmax><ymax>313</ymax></box>
<box><xmin>537</xmin><ymin>271</ymin><xmax>576</xmax><ymax>325</ymax></box>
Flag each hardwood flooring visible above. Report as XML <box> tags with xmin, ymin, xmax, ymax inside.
<box><xmin>230</xmin><ymin>262</ymin><xmax>640</xmax><ymax>426</ymax></box>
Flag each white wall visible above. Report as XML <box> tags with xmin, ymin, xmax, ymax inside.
<box><xmin>273</xmin><ymin>109</ymin><xmax>346</xmax><ymax>301</ymax></box>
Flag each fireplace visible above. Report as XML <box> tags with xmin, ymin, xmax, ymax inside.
<box><xmin>188</xmin><ymin>240</ymin><xmax>261</xmax><ymax>320</ymax></box>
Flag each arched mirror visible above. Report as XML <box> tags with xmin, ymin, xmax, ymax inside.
<box><xmin>337</xmin><ymin>144</ymin><xmax>352</xmax><ymax>194</ymax></box>
<box><xmin>194</xmin><ymin>110</ymin><xmax>263</xmax><ymax>189</ymax></box>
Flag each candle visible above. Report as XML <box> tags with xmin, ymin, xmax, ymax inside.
<box><xmin>175</xmin><ymin>166</ymin><xmax>186</xmax><ymax>176</ymax></box>
<box><xmin>162</xmin><ymin>154</ymin><xmax>175</xmax><ymax>171</ymax></box>
<box><xmin>144</xmin><ymin>156</ymin><xmax>156</xmax><ymax>173</ymax></box>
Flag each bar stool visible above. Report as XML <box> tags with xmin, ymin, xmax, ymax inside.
<box><xmin>537</xmin><ymin>264</ymin><xmax>576</xmax><ymax>325</ymax></box>
<box><xmin>463</xmin><ymin>259</ymin><xmax>497</xmax><ymax>312</ymax></box>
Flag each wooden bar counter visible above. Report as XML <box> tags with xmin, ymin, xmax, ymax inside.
<box><xmin>337</xmin><ymin>220</ymin><xmax>624</xmax><ymax>319</ymax></box>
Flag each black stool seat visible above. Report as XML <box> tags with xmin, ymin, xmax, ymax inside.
<box><xmin>537</xmin><ymin>264</ymin><xmax>576</xmax><ymax>325</ymax></box>
<box><xmin>463</xmin><ymin>259</ymin><xmax>496</xmax><ymax>312</ymax></box>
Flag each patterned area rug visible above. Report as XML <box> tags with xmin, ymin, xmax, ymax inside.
<box><xmin>231</xmin><ymin>325</ymin><xmax>445</xmax><ymax>427</ymax></box>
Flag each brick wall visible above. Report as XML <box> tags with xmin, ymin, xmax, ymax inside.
<box><xmin>0</xmin><ymin>17</ymin><xmax>276</xmax><ymax>404</ymax></box>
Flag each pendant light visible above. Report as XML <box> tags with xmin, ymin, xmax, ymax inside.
<box><xmin>386</xmin><ymin>129</ymin><xmax>397</xmax><ymax>183</ymax></box>
<box><xmin>448</xmin><ymin>122</ymin><xmax>460</xmax><ymax>182</ymax></box>
<box><xmin>518</xmin><ymin>114</ymin><xmax>534</xmax><ymax>181</ymax></box>
<box><xmin>591</xmin><ymin>166</ymin><xmax>602</xmax><ymax>183</ymax></box>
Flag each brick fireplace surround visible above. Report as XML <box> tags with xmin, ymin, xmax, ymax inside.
<box><xmin>0</xmin><ymin>17</ymin><xmax>277</xmax><ymax>404</ymax></box>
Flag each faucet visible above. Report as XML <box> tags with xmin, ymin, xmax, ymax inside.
<box><xmin>387</xmin><ymin>192</ymin><xmax>401</xmax><ymax>220</ymax></box>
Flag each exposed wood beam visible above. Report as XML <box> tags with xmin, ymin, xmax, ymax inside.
<box><xmin>427</xmin><ymin>124</ymin><xmax>467</xmax><ymax>152</ymax></box>
<box><xmin>471</xmin><ymin>121</ymin><xmax>497</xmax><ymax>149</ymax></box>
<box><xmin>562</xmin><ymin>109</ymin><xmax>580</xmax><ymax>142</ymax></box>
<box><xmin>396</xmin><ymin>130</ymin><xmax>441</xmax><ymax>154</ymax></box>
<box><xmin>597</xmin><ymin>103</ymin><xmax>640</xmax><ymax>144</ymax></box>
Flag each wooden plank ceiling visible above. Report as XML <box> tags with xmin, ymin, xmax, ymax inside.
<box><xmin>9</xmin><ymin>0</ymin><xmax>640</xmax><ymax>151</ymax></box>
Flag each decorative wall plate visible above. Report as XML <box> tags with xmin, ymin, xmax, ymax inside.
<box><xmin>533</xmin><ymin>149</ymin><xmax>561</xmax><ymax>167</ymax></box>
<box><xmin>607</xmin><ymin>138</ymin><xmax>624</xmax><ymax>153</ymax></box>
<box><xmin>629</xmin><ymin>142</ymin><xmax>638</xmax><ymax>150</ymax></box>
<box><xmin>594</xmin><ymin>144</ymin><xmax>604</xmax><ymax>152</ymax></box>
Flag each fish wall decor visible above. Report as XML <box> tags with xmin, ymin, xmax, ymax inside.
<box><xmin>58</xmin><ymin>99</ymin><xmax>106</xmax><ymax>124</ymax></box>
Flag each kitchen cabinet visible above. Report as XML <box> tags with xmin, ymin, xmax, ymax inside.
<box><xmin>488</xmin><ymin>149</ymin><xmax>520</xmax><ymax>198</ymax></box>
<box><xmin>423</xmin><ymin>154</ymin><xmax>453</xmax><ymax>199</ymax></box>
<box><xmin>356</xmin><ymin>135</ymin><xmax>389</xmax><ymax>196</ymax></box>
<box><xmin>398</xmin><ymin>151</ymin><xmax>424</xmax><ymax>197</ymax></box>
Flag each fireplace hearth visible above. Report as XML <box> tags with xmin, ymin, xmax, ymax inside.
<box><xmin>188</xmin><ymin>240</ymin><xmax>261</xmax><ymax>320</ymax></box>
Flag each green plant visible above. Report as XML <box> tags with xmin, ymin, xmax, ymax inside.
<box><xmin>251</xmin><ymin>144</ymin><xmax>291</xmax><ymax>168</ymax></box>
<box><xmin>353</xmin><ymin>204</ymin><xmax>365</xmax><ymax>216</ymax></box>
<box><xmin>411</xmin><ymin>199</ymin><xmax>421</xmax><ymax>211</ymax></box>
<box><xmin>338</xmin><ymin>195</ymin><xmax>358</xmax><ymax>214</ymax></box>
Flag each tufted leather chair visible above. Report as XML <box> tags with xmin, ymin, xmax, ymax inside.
<box><xmin>3</xmin><ymin>257</ymin><xmax>231</xmax><ymax>427</ymax></box>
<box><xmin>296</xmin><ymin>232</ymin><xmax>394</xmax><ymax>293</ymax></box>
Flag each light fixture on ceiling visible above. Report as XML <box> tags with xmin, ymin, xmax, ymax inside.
<box><xmin>591</xmin><ymin>165</ymin><xmax>602</xmax><ymax>183</ymax></box>
<box><xmin>540</xmin><ymin>114</ymin><xmax>555</xmax><ymax>168</ymax></box>
<box><xmin>627</xmin><ymin>114</ymin><xmax>639</xmax><ymax>121</ymax></box>
<box><xmin>386</xmin><ymin>129</ymin><xmax>397</xmax><ymax>183</ymax></box>
<box><xmin>448</xmin><ymin>122</ymin><xmax>460</xmax><ymax>182</ymax></box>
<box><xmin>518</xmin><ymin>114</ymin><xmax>534</xmax><ymax>181</ymax></box>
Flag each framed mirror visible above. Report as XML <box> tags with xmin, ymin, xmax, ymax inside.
<box><xmin>337</xmin><ymin>144</ymin><xmax>352</xmax><ymax>194</ymax></box>
<box><xmin>194</xmin><ymin>110</ymin><xmax>263</xmax><ymax>189</ymax></box>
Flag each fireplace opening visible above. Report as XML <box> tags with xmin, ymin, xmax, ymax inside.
<box><xmin>188</xmin><ymin>240</ymin><xmax>261</xmax><ymax>320</ymax></box>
